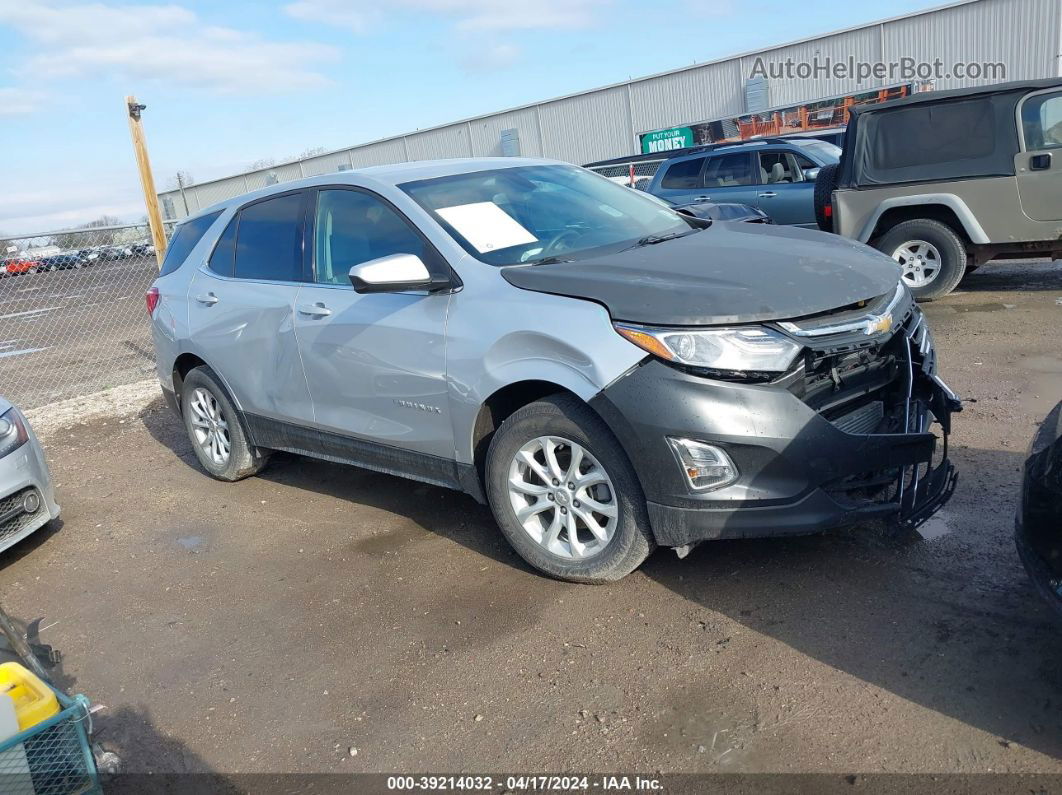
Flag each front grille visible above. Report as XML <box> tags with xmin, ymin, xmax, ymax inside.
<box><xmin>782</xmin><ymin>298</ymin><xmax>925</xmax><ymax>432</ymax></box>
<box><xmin>0</xmin><ymin>487</ymin><xmax>45</xmax><ymax>541</ymax></box>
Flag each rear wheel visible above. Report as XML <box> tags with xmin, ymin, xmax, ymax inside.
<box><xmin>485</xmin><ymin>394</ymin><xmax>653</xmax><ymax>583</ymax></box>
<box><xmin>180</xmin><ymin>367</ymin><xmax>269</xmax><ymax>481</ymax></box>
<box><xmin>875</xmin><ymin>218</ymin><xmax>967</xmax><ymax>301</ymax></box>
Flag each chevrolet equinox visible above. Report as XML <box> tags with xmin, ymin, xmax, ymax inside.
<box><xmin>149</xmin><ymin>158</ymin><xmax>959</xmax><ymax>583</ymax></box>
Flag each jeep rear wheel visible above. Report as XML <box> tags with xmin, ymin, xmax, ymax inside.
<box><xmin>875</xmin><ymin>218</ymin><xmax>967</xmax><ymax>301</ymax></box>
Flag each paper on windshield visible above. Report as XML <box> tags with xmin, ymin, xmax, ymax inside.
<box><xmin>436</xmin><ymin>202</ymin><xmax>538</xmax><ymax>253</ymax></box>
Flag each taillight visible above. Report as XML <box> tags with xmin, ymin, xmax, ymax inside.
<box><xmin>146</xmin><ymin>286</ymin><xmax>160</xmax><ymax>316</ymax></box>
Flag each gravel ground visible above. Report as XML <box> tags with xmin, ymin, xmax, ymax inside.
<box><xmin>0</xmin><ymin>259</ymin><xmax>1059</xmax><ymax>784</ymax></box>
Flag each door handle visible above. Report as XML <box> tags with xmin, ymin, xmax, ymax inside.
<box><xmin>758</xmin><ymin>191</ymin><xmax>778</xmax><ymax>198</ymax></box>
<box><xmin>1030</xmin><ymin>153</ymin><xmax>1052</xmax><ymax>171</ymax></box>
<box><xmin>195</xmin><ymin>293</ymin><xmax>218</xmax><ymax>306</ymax></box>
<box><xmin>297</xmin><ymin>302</ymin><xmax>332</xmax><ymax>318</ymax></box>
<box><xmin>694</xmin><ymin>195</ymin><xmax>712</xmax><ymax>201</ymax></box>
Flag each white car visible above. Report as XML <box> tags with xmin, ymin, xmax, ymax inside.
<box><xmin>0</xmin><ymin>398</ymin><xmax>60</xmax><ymax>554</ymax></box>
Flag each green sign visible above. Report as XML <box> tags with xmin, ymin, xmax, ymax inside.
<box><xmin>641</xmin><ymin>126</ymin><xmax>694</xmax><ymax>154</ymax></box>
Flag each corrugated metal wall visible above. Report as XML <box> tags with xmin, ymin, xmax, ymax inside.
<box><xmin>159</xmin><ymin>0</ymin><xmax>1061</xmax><ymax>219</ymax></box>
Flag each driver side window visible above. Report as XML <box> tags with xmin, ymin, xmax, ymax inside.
<box><xmin>314</xmin><ymin>190</ymin><xmax>426</xmax><ymax>286</ymax></box>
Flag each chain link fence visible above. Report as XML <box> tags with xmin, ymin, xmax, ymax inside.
<box><xmin>586</xmin><ymin>159</ymin><xmax>666</xmax><ymax>191</ymax></box>
<box><xmin>0</xmin><ymin>222</ymin><xmax>173</xmax><ymax>410</ymax></box>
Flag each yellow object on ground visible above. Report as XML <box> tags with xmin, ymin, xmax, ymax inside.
<box><xmin>0</xmin><ymin>662</ymin><xmax>59</xmax><ymax>731</ymax></box>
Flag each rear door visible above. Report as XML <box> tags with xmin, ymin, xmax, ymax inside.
<box><xmin>1016</xmin><ymin>89</ymin><xmax>1062</xmax><ymax>223</ymax></box>
<box><xmin>649</xmin><ymin>155</ymin><xmax>710</xmax><ymax>204</ymax></box>
<box><xmin>292</xmin><ymin>186</ymin><xmax>454</xmax><ymax>459</ymax></box>
<box><xmin>754</xmin><ymin>149</ymin><xmax>819</xmax><ymax>226</ymax></box>
<box><xmin>186</xmin><ymin>190</ymin><xmax>315</xmax><ymax>426</ymax></box>
<box><xmin>699</xmin><ymin>152</ymin><xmax>761</xmax><ymax>208</ymax></box>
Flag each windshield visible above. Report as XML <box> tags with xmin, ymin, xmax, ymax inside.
<box><xmin>400</xmin><ymin>164</ymin><xmax>694</xmax><ymax>265</ymax></box>
<box><xmin>793</xmin><ymin>140</ymin><xmax>842</xmax><ymax>163</ymax></box>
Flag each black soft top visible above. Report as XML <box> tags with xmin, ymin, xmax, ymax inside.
<box><xmin>838</xmin><ymin>78</ymin><xmax>1062</xmax><ymax>188</ymax></box>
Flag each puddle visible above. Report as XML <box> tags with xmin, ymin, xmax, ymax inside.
<box><xmin>949</xmin><ymin>303</ymin><xmax>1014</xmax><ymax>313</ymax></box>
<box><xmin>917</xmin><ymin>512</ymin><xmax>952</xmax><ymax>541</ymax></box>
<box><xmin>176</xmin><ymin>535</ymin><xmax>204</xmax><ymax>550</ymax></box>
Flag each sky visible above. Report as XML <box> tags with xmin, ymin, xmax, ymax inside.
<box><xmin>0</xmin><ymin>0</ymin><xmax>950</xmax><ymax>236</ymax></box>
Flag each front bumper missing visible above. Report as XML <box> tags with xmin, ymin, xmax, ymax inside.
<box><xmin>592</xmin><ymin>315</ymin><xmax>961</xmax><ymax>547</ymax></box>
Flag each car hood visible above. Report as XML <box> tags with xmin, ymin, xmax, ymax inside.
<box><xmin>501</xmin><ymin>222</ymin><xmax>901</xmax><ymax>325</ymax></box>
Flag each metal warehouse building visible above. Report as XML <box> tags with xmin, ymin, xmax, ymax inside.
<box><xmin>158</xmin><ymin>0</ymin><xmax>1062</xmax><ymax>219</ymax></box>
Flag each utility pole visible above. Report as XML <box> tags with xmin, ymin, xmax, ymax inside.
<box><xmin>125</xmin><ymin>95</ymin><xmax>167</xmax><ymax>268</ymax></box>
<box><xmin>176</xmin><ymin>172</ymin><xmax>190</xmax><ymax>216</ymax></box>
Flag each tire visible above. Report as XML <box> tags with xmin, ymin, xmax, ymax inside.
<box><xmin>813</xmin><ymin>163</ymin><xmax>840</xmax><ymax>232</ymax></box>
<box><xmin>485</xmin><ymin>394</ymin><xmax>654</xmax><ymax>583</ymax></box>
<box><xmin>875</xmin><ymin>218</ymin><xmax>968</xmax><ymax>301</ymax></box>
<box><xmin>180</xmin><ymin>366</ymin><xmax>269</xmax><ymax>481</ymax></box>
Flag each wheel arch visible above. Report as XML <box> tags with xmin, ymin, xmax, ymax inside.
<box><xmin>171</xmin><ymin>351</ymin><xmax>244</xmax><ymax>413</ymax></box>
<box><xmin>859</xmin><ymin>196</ymin><xmax>989</xmax><ymax>246</ymax></box>
<box><xmin>467</xmin><ymin>377</ymin><xmax>642</xmax><ymax>499</ymax></box>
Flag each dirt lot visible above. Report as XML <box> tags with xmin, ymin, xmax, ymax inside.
<box><xmin>0</xmin><ymin>260</ymin><xmax>1060</xmax><ymax>782</ymax></box>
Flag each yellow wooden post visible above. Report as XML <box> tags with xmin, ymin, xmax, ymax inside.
<box><xmin>125</xmin><ymin>95</ymin><xmax>168</xmax><ymax>269</ymax></box>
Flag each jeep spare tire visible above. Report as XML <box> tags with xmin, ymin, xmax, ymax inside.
<box><xmin>875</xmin><ymin>218</ymin><xmax>967</xmax><ymax>302</ymax></box>
<box><xmin>813</xmin><ymin>163</ymin><xmax>839</xmax><ymax>232</ymax></box>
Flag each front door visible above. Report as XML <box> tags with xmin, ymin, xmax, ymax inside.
<box><xmin>1016</xmin><ymin>89</ymin><xmax>1062</xmax><ymax>223</ymax></box>
<box><xmin>293</xmin><ymin>187</ymin><xmax>454</xmax><ymax>459</ymax></box>
<box><xmin>186</xmin><ymin>191</ymin><xmax>314</xmax><ymax>426</ymax></box>
<box><xmin>754</xmin><ymin>150</ymin><xmax>819</xmax><ymax>226</ymax></box>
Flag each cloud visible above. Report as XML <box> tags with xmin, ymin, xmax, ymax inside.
<box><xmin>283</xmin><ymin>0</ymin><xmax>607</xmax><ymax>69</ymax></box>
<box><xmin>0</xmin><ymin>87</ymin><xmax>46</xmax><ymax>115</ymax></box>
<box><xmin>284</xmin><ymin>0</ymin><xmax>606</xmax><ymax>32</ymax></box>
<box><xmin>0</xmin><ymin>1</ymin><xmax>340</xmax><ymax>94</ymax></box>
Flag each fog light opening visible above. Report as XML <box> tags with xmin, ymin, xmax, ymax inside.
<box><xmin>22</xmin><ymin>491</ymin><xmax>40</xmax><ymax>514</ymax></box>
<box><xmin>667</xmin><ymin>438</ymin><xmax>738</xmax><ymax>492</ymax></box>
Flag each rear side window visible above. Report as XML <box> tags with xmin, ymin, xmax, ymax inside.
<box><xmin>234</xmin><ymin>193</ymin><xmax>306</xmax><ymax>282</ymax></box>
<box><xmin>660</xmin><ymin>157</ymin><xmax>705</xmax><ymax>189</ymax></box>
<box><xmin>1022</xmin><ymin>91</ymin><xmax>1062</xmax><ymax>150</ymax></box>
<box><xmin>159</xmin><ymin>211</ymin><xmax>221</xmax><ymax>276</ymax></box>
<box><xmin>704</xmin><ymin>153</ymin><xmax>754</xmax><ymax>186</ymax></box>
<box><xmin>208</xmin><ymin>216</ymin><xmax>237</xmax><ymax>277</ymax></box>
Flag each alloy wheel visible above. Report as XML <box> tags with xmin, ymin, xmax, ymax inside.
<box><xmin>507</xmin><ymin>435</ymin><xmax>618</xmax><ymax>560</ymax></box>
<box><xmin>892</xmin><ymin>239</ymin><xmax>942</xmax><ymax>287</ymax></box>
<box><xmin>189</xmin><ymin>387</ymin><xmax>231</xmax><ymax>466</ymax></box>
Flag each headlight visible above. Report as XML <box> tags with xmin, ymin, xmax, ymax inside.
<box><xmin>614</xmin><ymin>323</ymin><xmax>803</xmax><ymax>377</ymax></box>
<box><xmin>0</xmin><ymin>408</ymin><xmax>29</xmax><ymax>459</ymax></box>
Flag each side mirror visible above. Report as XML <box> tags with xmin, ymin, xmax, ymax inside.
<box><xmin>804</xmin><ymin>167</ymin><xmax>821</xmax><ymax>181</ymax></box>
<box><xmin>348</xmin><ymin>254</ymin><xmax>450</xmax><ymax>294</ymax></box>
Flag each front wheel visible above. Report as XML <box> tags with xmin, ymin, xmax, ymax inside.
<box><xmin>485</xmin><ymin>394</ymin><xmax>653</xmax><ymax>583</ymax></box>
<box><xmin>180</xmin><ymin>366</ymin><xmax>269</xmax><ymax>481</ymax></box>
<box><xmin>875</xmin><ymin>218</ymin><xmax>967</xmax><ymax>301</ymax></box>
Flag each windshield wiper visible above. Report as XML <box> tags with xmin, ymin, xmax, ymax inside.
<box><xmin>527</xmin><ymin>255</ymin><xmax>574</xmax><ymax>266</ymax></box>
<box><xmin>628</xmin><ymin>229</ymin><xmax>698</xmax><ymax>249</ymax></box>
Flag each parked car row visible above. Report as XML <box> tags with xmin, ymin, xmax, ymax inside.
<box><xmin>0</xmin><ymin>242</ymin><xmax>156</xmax><ymax>277</ymax></box>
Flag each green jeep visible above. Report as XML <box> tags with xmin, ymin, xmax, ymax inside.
<box><xmin>815</xmin><ymin>78</ymin><xmax>1062</xmax><ymax>300</ymax></box>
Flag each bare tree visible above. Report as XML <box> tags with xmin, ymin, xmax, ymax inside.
<box><xmin>248</xmin><ymin>157</ymin><xmax>276</xmax><ymax>170</ymax></box>
<box><xmin>51</xmin><ymin>215</ymin><xmax>125</xmax><ymax>249</ymax></box>
<box><xmin>167</xmin><ymin>170</ymin><xmax>195</xmax><ymax>190</ymax></box>
<box><xmin>297</xmin><ymin>146</ymin><xmax>327</xmax><ymax>159</ymax></box>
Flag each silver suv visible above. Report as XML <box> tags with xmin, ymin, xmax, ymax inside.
<box><xmin>149</xmin><ymin>158</ymin><xmax>959</xmax><ymax>583</ymax></box>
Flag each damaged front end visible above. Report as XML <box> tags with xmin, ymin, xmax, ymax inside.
<box><xmin>779</xmin><ymin>293</ymin><xmax>961</xmax><ymax>531</ymax></box>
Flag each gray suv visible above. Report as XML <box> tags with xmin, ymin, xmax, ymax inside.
<box><xmin>149</xmin><ymin>158</ymin><xmax>959</xmax><ymax>583</ymax></box>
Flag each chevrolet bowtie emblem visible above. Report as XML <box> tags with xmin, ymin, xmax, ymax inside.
<box><xmin>863</xmin><ymin>313</ymin><xmax>894</xmax><ymax>336</ymax></box>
